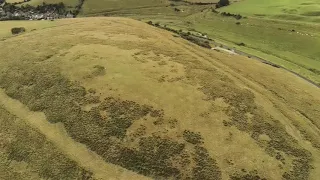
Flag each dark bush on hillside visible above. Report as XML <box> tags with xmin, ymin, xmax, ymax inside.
<box><xmin>11</xmin><ymin>27</ymin><xmax>26</xmax><ymax>35</ymax></box>
<box><xmin>309</xmin><ymin>68</ymin><xmax>320</xmax><ymax>75</ymax></box>
<box><xmin>262</xmin><ymin>61</ymin><xmax>281</xmax><ymax>68</ymax></box>
<box><xmin>183</xmin><ymin>130</ymin><xmax>203</xmax><ymax>144</ymax></box>
<box><xmin>212</xmin><ymin>8</ymin><xmax>219</xmax><ymax>14</ymax></box>
<box><xmin>236</xmin><ymin>42</ymin><xmax>245</xmax><ymax>46</ymax></box>
<box><xmin>235</xmin><ymin>14</ymin><xmax>242</xmax><ymax>20</ymax></box>
<box><xmin>148</xmin><ymin>23</ymin><xmax>211</xmax><ymax>49</ymax></box>
<box><xmin>180</xmin><ymin>34</ymin><xmax>211</xmax><ymax>49</ymax></box>
<box><xmin>216</xmin><ymin>0</ymin><xmax>230</xmax><ymax>8</ymax></box>
<box><xmin>236</xmin><ymin>22</ymin><xmax>241</xmax><ymax>25</ymax></box>
<box><xmin>221</xmin><ymin>12</ymin><xmax>243</xmax><ymax>20</ymax></box>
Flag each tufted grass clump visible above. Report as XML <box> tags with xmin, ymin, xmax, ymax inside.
<box><xmin>192</xmin><ymin>146</ymin><xmax>222</xmax><ymax>180</ymax></box>
<box><xmin>183</xmin><ymin>130</ymin><xmax>203</xmax><ymax>144</ymax></box>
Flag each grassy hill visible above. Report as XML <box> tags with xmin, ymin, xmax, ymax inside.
<box><xmin>220</xmin><ymin>0</ymin><xmax>320</xmax><ymax>22</ymax></box>
<box><xmin>0</xmin><ymin>17</ymin><xmax>320</xmax><ymax>180</ymax></box>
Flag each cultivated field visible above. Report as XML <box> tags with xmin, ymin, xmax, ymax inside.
<box><xmin>80</xmin><ymin>0</ymin><xmax>169</xmax><ymax>16</ymax></box>
<box><xmin>7</xmin><ymin>0</ymin><xmax>79</xmax><ymax>8</ymax></box>
<box><xmin>0</xmin><ymin>17</ymin><xmax>319</xmax><ymax>180</ymax></box>
<box><xmin>185</xmin><ymin>10</ymin><xmax>320</xmax><ymax>84</ymax></box>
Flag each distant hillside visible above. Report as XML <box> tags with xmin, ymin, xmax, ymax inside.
<box><xmin>6</xmin><ymin>0</ymin><xmax>78</xmax><ymax>7</ymax></box>
<box><xmin>220</xmin><ymin>0</ymin><xmax>320</xmax><ymax>22</ymax></box>
<box><xmin>80</xmin><ymin>0</ymin><xmax>169</xmax><ymax>15</ymax></box>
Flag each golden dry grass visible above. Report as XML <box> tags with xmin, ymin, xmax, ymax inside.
<box><xmin>0</xmin><ymin>17</ymin><xmax>319</xmax><ymax>180</ymax></box>
<box><xmin>0</xmin><ymin>20</ymin><xmax>56</xmax><ymax>39</ymax></box>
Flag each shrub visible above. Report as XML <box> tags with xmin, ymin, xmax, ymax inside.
<box><xmin>180</xmin><ymin>34</ymin><xmax>212</xmax><ymax>49</ymax></box>
<box><xmin>212</xmin><ymin>8</ymin><xmax>219</xmax><ymax>13</ymax></box>
<box><xmin>221</xmin><ymin>12</ymin><xmax>242</xmax><ymax>19</ymax></box>
<box><xmin>235</xmin><ymin>14</ymin><xmax>242</xmax><ymax>20</ymax></box>
<box><xmin>216</xmin><ymin>0</ymin><xmax>230</xmax><ymax>8</ymax></box>
<box><xmin>309</xmin><ymin>68</ymin><xmax>320</xmax><ymax>75</ymax></box>
<box><xmin>236</xmin><ymin>42</ymin><xmax>245</xmax><ymax>46</ymax></box>
<box><xmin>11</xmin><ymin>27</ymin><xmax>26</xmax><ymax>35</ymax></box>
<box><xmin>183</xmin><ymin>130</ymin><xmax>203</xmax><ymax>144</ymax></box>
<box><xmin>92</xmin><ymin>65</ymin><xmax>106</xmax><ymax>76</ymax></box>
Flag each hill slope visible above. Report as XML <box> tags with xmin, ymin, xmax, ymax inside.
<box><xmin>220</xmin><ymin>0</ymin><xmax>320</xmax><ymax>22</ymax></box>
<box><xmin>0</xmin><ymin>17</ymin><xmax>320</xmax><ymax>180</ymax></box>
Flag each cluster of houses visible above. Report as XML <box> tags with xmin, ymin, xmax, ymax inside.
<box><xmin>0</xmin><ymin>3</ymin><xmax>74</xmax><ymax>21</ymax></box>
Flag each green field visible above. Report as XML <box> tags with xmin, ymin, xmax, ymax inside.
<box><xmin>9</xmin><ymin>0</ymin><xmax>79</xmax><ymax>8</ymax></box>
<box><xmin>187</xmin><ymin>10</ymin><xmax>320</xmax><ymax>84</ymax></box>
<box><xmin>80</xmin><ymin>0</ymin><xmax>169</xmax><ymax>15</ymax></box>
<box><xmin>6</xmin><ymin>0</ymin><xmax>23</xmax><ymax>3</ymax></box>
<box><xmin>221</xmin><ymin>0</ymin><xmax>320</xmax><ymax>22</ymax></box>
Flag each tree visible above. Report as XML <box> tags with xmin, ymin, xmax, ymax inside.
<box><xmin>219</xmin><ymin>0</ymin><xmax>230</xmax><ymax>6</ymax></box>
<box><xmin>216</xmin><ymin>0</ymin><xmax>230</xmax><ymax>8</ymax></box>
<box><xmin>11</xmin><ymin>27</ymin><xmax>26</xmax><ymax>35</ymax></box>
